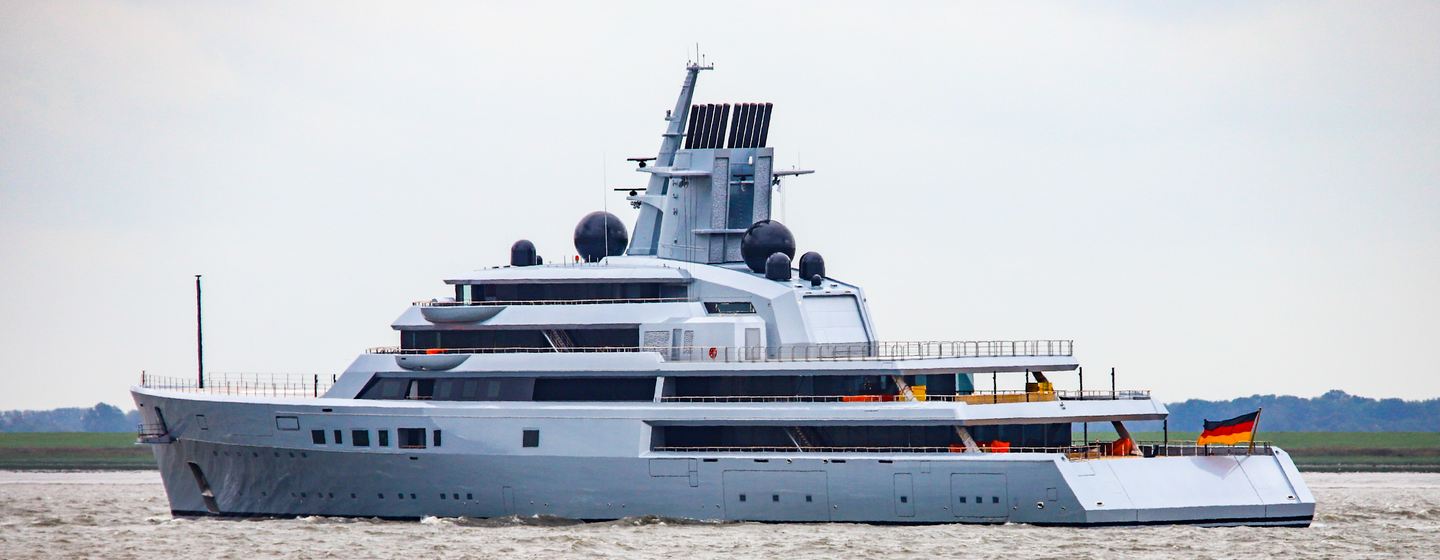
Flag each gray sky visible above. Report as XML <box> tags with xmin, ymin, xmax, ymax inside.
<box><xmin>2</xmin><ymin>1</ymin><xmax>1437</xmax><ymax>410</ymax></box>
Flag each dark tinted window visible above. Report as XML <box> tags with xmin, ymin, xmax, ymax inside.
<box><xmin>704</xmin><ymin>302</ymin><xmax>756</xmax><ymax>314</ymax></box>
<box><xmin>352</xmin><ymin>430</ymin><xmax>370</xmax><ymax>447</ymax></box>
<box><xmin>333</xmin><ymin>430</ymin><xmax>342</xmax><ymax>444</ymax></box>
<box><xmin>433</xmin><ymin>430</ymin><xmax>442</xmax><ymax>447</ymax></box>
<box><xmin>522</xmin><ymin>429</ymin><xmax>539</xmax><ymax>448</ymax></box>
<box><xmin>399</xmin><ymin>428</ymin><xmax>426</xmax><ymax>449</ymax></box>
<box><xmin>378</xmin><ymin>430</ymin><xmax>389</xmax><ymax>447</ymax></box>
<box><xmin>311</xmin><ymin>430</ymin><xmax>325</xmax><ymax>444</ymax></box>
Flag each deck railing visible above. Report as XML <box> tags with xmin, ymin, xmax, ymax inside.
<box><xmin>653</xmin><ymin>442</ymin><xmax>1274</xmax><ymax>458</ymax></box>
<box><xmin>368</xmin><ymin>339</ymin><xmax>1074</xmax><ymax>362</ymax></box>
<box><xmin>416</xmin><ymin>297</ymin><xmax>692</xmax><ymax>307</ymax></box>
<box><xmin>138</xmin><ymin>372</ymin><xmax>336</xmax><ymax>397</ymax></box>
<box><xmin>658</xmin><ymin>389</ymin><xmax>1150</xmax><ymax>404</ymax></box>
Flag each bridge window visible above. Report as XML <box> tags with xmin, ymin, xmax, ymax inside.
<box><xmin>704</xmin><ymin>302</ymin><xmax>755</xmax><ymax>314</ymax></box>
<box><xmin>400</xmin><ymin>328</ymin><xmax>639</xmax><ymax>352</ymax></box>
<box><xmin>457</xmin><ymin>282</ymin><xmax>686</xmax><ymax>303</ymax></box>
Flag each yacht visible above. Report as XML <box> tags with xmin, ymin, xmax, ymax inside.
<box><xmin>132</xmin><ymin>62</ymin><xmax>1315</xmax><ymax>526</ymax></box>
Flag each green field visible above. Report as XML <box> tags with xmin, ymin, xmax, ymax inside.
<box><xmin>0</xmin><ymin>432</ymin><xmax>153</xmax><ymax>470</ymax></box>
<box><xmin>1083</xmin><ymin>431</ymin><xmax>1440</xmax><ymax>472</ymax></box>
<box><xmin>1</xmin><ymin>431</ymin><xmax>1436</xmax><ymax>471</ymax></box>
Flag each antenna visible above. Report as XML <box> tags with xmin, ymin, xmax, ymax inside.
<box><xmin>602</xmin><ymin>152</ymin><xmax>609</xmax><ymax>262</ymax></box>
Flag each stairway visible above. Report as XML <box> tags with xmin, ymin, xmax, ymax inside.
<box><xmin>785</xmin><ymin>426</ymin><xmax>823</xmax><ymax>451</ymax></box>
<box><xmin>542</xmin><ymin>329</ymin><xmax>575</xmax><ymax>351</ymax></box>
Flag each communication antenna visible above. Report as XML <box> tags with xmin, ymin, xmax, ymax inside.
<box><xmin>602</xmin><ymin>153</ymin><xmax>609</xmax><ymax>263</ymax></box>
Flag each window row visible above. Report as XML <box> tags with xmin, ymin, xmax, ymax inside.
<box><xmin>310</xmin><ymin>428</ymin><xmax>435</xmax><ymax>449</ymax></box>
<box><xmin>357</xmin><ymin>376</ymin><xmax>655</xmax><ymax>402</ymax></box>
<box><xmin>307</xmin><ymin>427</ymin><xmax>540</xmax><ymax>448</ymax></box>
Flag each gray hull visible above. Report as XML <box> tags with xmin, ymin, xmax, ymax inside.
<box><xmin>135</xmin><ymin>390</ymin><xmax>1315</xmax><ymax>526</ymax></box>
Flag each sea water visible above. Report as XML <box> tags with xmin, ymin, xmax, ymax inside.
<box><xmin>1</xmin><ymin>471</ymin><xmax>1435</xmax><ymax>559</ymax></box>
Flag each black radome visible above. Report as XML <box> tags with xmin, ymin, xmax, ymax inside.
<box><xmin>510</xmin><ymin>239</ymin><xmax>539</xmax><ymax>267</ymax></box>
<box><xmin>765</xmin><ymin>252</ymin><xmax>792</xmax><ymax>281</ymax></box>
<box><xmin>798</xmin><ymin>251</ymin><xmax>825</xmax><ymax>281</ymax></box>
<box><xmin>574</xmin><ymin>211</ymin><xmax>629</xmax><ymax>262</ymax></box>
<box><xmin>740</xmin><ymin>220</ymin><xmax>796</xmax><ymax>273</ymax></box>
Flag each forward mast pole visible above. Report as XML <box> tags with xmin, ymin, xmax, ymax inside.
<box><xmin>195</xmin><ymin>274</ymin><xmax>204</xmax><ymax>389</ymax></box>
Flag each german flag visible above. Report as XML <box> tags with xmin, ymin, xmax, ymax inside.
<box><xmin>1198</xmin><ymin>410</ymin><xmax>1260</xmax><ymax>445</ymax></box>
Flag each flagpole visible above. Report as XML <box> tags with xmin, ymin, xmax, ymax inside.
<box><xmin>1248</xmin><ymin>407</ymin><xmax>1263</xmax><ymax>455</ymax></box>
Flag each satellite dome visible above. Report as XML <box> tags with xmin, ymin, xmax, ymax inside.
<box><xmin>798</xmin><ymin>251</ymin><xmax>825</xmax><ymax>281</ymax></box>
<box><xmin>765</xmin><ymin>252</ymin><xmax>792</xmax><ymax>281</ymax></box>
<box><xmin>740</xmin><ymin>220</ymin><xmax>796</xmax><ymax>273</ymax></box>
<box><xmin>510</xmin><ymin>239</ymin><xmax>538</xmax><ymax>267</ymax></box>
<box><xmin>574</xmin><ymin>211</ymin><xmax>629</xmax><ymax>262</ymax></box>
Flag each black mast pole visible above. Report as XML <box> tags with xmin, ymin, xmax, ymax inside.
<box><xmin>196</xmin><ymin>275</ymin><xmax>204</xmax><ymax>389</ymax></box>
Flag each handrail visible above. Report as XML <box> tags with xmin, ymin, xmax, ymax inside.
<box><xmin>416</xmin><ymin>297</ymin><xmax>693</xmax><ymax>307</ymax></box>
<box><xmin>368</xmin><ymin>339</ymin><xmax>1075</xmax><ymax>362</ymax></box>
<box><xmin>138</xmin><ymin>372</ymin><xmax>336</xmax><ymax>398</ymax></box>
<box><xmin>1135</xmin><ymin>441</ymin><xmax>1274</xmax><ymax>457</ymax></box>
<box><xmin>651</xmin><ymin>445</ymin><xmax>1096</xmax><ymax>454</ymax></box>
<box><xmin>658</xmin><ymin>389</ymin><xmax>1150</xmax><ymax>403</ymax></box>
<box><xmin>653</xmin><ymin>441</ymin><xmax>1273</xmax><ymax>457</ymax></box>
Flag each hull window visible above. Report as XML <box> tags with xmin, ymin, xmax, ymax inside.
<box><xmin>522</xmin><ymin>429</ymin><xmax>540</xmax><ymax>448</ymax></box>
<box><xmin>352</xmin><ymin>430</ymin><xmax>370</xmax><ymax>447</ymax></box>
<box><xmin>311</xmin><ymin>430</ymin><xmax>325</xmax><ymax>444</ymax></box>
<box><xmin>378</xmin><ymin>430</ymin><xmax>390</xmax><ymax>447</ymax></box>
<box><xmin>398</xmin><ymin>428</ymin><xmax>426</xmax><ymax>449</ymax></box>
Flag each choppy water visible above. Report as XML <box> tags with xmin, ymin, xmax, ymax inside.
<box><xmin>1</xmin><ymin>471</ymin><xmax>1436</xmax><ymax>559</ymax></box>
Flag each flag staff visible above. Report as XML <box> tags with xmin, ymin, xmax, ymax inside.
<box><xmin>1248</xmin><ymin>407</ymin><xmax>1264</xmax><ymax>455</ymax></box>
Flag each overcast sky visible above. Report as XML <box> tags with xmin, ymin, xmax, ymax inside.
<box><xmin>2</xmin><ymin>1</ymin><xmax>1437</xmax><ymax>410</ymax></box>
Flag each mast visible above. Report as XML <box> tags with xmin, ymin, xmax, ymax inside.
<box><xmin>195</xmin><ymin>274</ymin><xmax>204</xmax><ymax>389</ymax></box>
<box><xmin>657</xmin><ymin>62</ymin><xmax>710</xmax><ymax>167</ymax></box>
<box><xmin>628</xmin><ymin>62</ymin><xmax>711</xmax><ymax>256</ymax></box>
